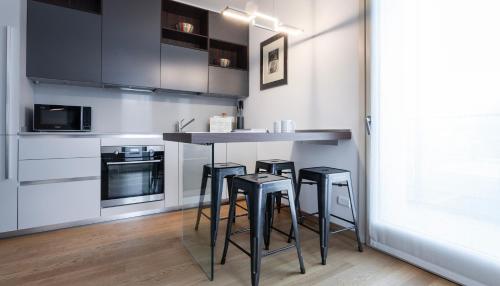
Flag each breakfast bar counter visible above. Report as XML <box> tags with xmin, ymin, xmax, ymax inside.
<box><xmin>163</xmin><ymin>129</ymin><xmax>351</xmax><ymax>144</ymax></box>
<box><xmin>162</xmin><ymin>129</ymin><xmax>351</xmax><ymax>281</ymax></box>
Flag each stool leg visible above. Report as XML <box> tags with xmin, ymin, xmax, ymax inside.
<box><xmin>263</xmin><ymin>193</ymin><xmax>274</xmax><ymax>250</ymax></box>
<box><xmin>287</xmin><ymin>182</ymin><xmax>306</xmax><ymax>274</ymax></box>
<box><xmin>250</xmin><ymin>188</ymin><xmax>266</xmax><ymax>286</ymax></box>
<box><xmin>226</xmin><ymin>176</ymin><xmax>236</xmax><ymax>223</ymax></box>
<box><xmin>276</xmin><ymin>170</ymin><xmax>283</xmax><ymax>213</ymax></box>
<box><xmin>195</xmin><ymin>167</ymin><xmax>209</xmax><ymax>231</ymax></box>
<box><xmin>288</xmin><ymin>172</ymin><xmax>303</xmax><ymax>243</ymax></box>
<box><xmin>212</xmin><ymin>173</ymin><xmax>225</xmax><ymax>247</ymax></box>
<box><xmin>318</xmin><ymin>177</ymin><xmax>330</xmax><ymax>265</ymax></box>
<box><xmin>346</xmin><ymin>174</ymin><xmax>363</xmax><ymax>252</ymax></box>
<box><xmin>221</xmin><ymin>184</ymin><xmax>238</xmax><ymax>265</ymax></box>
<box><xmin>289</xmin><ymin>165</ymin><xmax>302</xmax><ymax>221</ymax></box>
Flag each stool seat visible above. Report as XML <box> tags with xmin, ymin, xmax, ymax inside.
<box><xmin>221</xmin><ymin>173</ymin><xmax>305</xmax><ymax>286</ymax></box>
<box><xmin>235</xmin><ymin>173</ymin><xmax>289</xmax><ymax>184</ymax></box>
<box><xmin>300</xmin><ymin>166</ymin><xmax>349</xmax><ymax>175</ymax></box>
<box><xmin>256</xmin><ymin>159</ymin><xmax>292</xmax><ymax>165</ymax></box>
<box><xmin>255</xmin><ymin>159</ymin><xmax>300</xmax><ymax>216</ymax></box>
<box><xmin>205</xmin><ymin>162</ymin><xmax>246</xmax><ymax>169</ymax></box>
<box><xmin>195</xmin><ymin>162</ymin><xmax>247</xmax><ymax>247</ymax></box>
<box><xmin>288</xmin><ymin>166</ymin><xmax>363</xmax><ymax>265</ymax></box>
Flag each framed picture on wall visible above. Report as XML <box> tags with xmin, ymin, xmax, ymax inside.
<box><xmin>260</xmin><ymin>33</ymin><xmax>288</xmax><ymax>90</ymax></box>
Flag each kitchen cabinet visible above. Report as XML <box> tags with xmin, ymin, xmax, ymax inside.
<box><xmin>208</xmin><ymin>11</ymin><xmax>248</xmax><ymax>46</ymax></box>
<box><xmin>18</xmin><ymin>137</ymin><xmax>101</xmax><ymax>230</ymax></box>
<box><xmin>19</xmin><ymin>137</ymin><xmax>100</xmax><ymax>160</ymax></box>
<box><xmin>208</xmin><ymin>66</ymin><xmax>248</xmax><ymax>97</ymax></box>
<box><xmin>102</xmin><ymin>0</ymin><xmax>161</xmax><ymax>89</ymax></box>
<box><xmin>161</xmin><ymin>44</ymin><xmax>208</xmax><ymax>93</ymax></box>
<box><xmin>18</xmin><ymin>180</ymin><xmax>101</xmax><ymax>229</ymax></box>
<box><xmin>26</xmin><ymin>0</ymin><xmax>102</xmax><ymax>84</ymax></box>
<box><xmin>19</xmin><ymin>158</ymin><xmax>100</xmax><ymax>182</ymax></box>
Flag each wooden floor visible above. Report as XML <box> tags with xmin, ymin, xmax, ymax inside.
<box><xmin>0</xmin><ymin>208</ymin><xmax>456</xmax><ymax>286</ymax></box>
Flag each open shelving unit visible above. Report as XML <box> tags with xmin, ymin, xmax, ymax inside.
<box><xmin>33</xmin><ymin>0</ymin><xmax>101</xmax><ymax>14</ymax></box>
<box><xmin>209</xmin><ymin>39</ymin><xmax>248</xmax><ymax>70</ymax></box>
<box><xmin>161</xmin><ymin>0</ymin><xmax>208</xmax><ymax>50</ymax></box>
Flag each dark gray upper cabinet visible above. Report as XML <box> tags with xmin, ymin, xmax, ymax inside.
<box><xmin>208</xmin><ymin>66</ymin><xmax>248</xmax><ymax>98</ymax></box>
<box><xmin>102</xmin><ymin>0</ymin><xmax>161</xmax><ymax>89</ymax></box>
<box><xmin>26</xmin><ymin>0</ymin><xmax>102</xmax><ymax>84</ymax></box>
<box><xmin>208</xmin><ymin>11</ymin><xmax>249</xmax><ymax>46</ymax></box>
<box><xmin>161</xmin><ymin>44</ymin><xmax>208</xmax><ymax>93</ymax></box>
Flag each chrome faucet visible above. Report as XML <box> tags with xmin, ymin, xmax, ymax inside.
<box><xmin>176</xmin><ymin>118</ymin><xmax>195</xmax><ymax>132</ymax></box>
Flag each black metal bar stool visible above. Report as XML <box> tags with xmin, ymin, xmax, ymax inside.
<box><xmin>221</xmin><ymin>173</ymin><xmax>305</xmax><ymax>286</ymax></box>
<box><xmin>194</xmin><ymin>162</ymin><xmax>247</xmax><ymax>245</ymax></box>
<box><xmin>255</xmin><ymin>159</ymin><xmax>299</xmax><ymax>214</ymax></box>
<box><xmin>288</xmin><ymin>167</ymin><xmax>363</xmax><ymax>265</ymax></box>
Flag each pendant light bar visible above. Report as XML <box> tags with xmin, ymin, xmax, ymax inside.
<box><xmin>221</xmin><ymin>6</ymin><xmax>255</xmax><ymax>23</ymax></box>
<box><xmin>221</xmin><ymin>6</ymin><xmax>303</xmax><ymax>35</ymax></box>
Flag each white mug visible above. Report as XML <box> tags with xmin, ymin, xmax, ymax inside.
<box><xmin>281</xmin><ymin>120</ymin><xmax>296</xmax><ymax>133</ymax></box>
<box><xmin>273</xmin><ymin>121</ymin><xmax>282</xmax><ymax>133</ymax></box>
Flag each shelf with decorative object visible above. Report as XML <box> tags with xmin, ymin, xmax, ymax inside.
<box><xmin>209</xmin><ymin>39</ymin><xmax>248</xmax><ymax>70</ymax></box>
<box><xmin>161</xmin><ymin>0</ymin><xmax>208</xmax><ymax>50</ymax></box>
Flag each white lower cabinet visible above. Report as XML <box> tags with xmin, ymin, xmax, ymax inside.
<box><xmin>18</xmin><ymin>179</ymin><xmax>100</xmax><ymax>229</ymax></box>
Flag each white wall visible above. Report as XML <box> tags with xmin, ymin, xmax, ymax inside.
<box><xmin>245</xmin><ymin>0</ymin><xmax>366</xmax><ymax>239</ymax></box>
<box><xmin>34</xmin><ymin>84</ymin><xmax>236</xmax><ymax>133</ymax></box>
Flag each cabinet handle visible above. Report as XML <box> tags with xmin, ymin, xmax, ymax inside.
<box><xmin>3</xmin><ymin>26</ymin><xmax>13</xmax><ymax>180</ymax></box>
<box><xmin>106</xmin><ymin>159</ymin><xmax>162</xmax><ymax>166</ymax></box>
<box><xmin>365</xmin><ymin>115</ymin><xmax>372</xmax><ymax>136</ymax></box>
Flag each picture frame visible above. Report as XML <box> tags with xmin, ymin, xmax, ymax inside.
<box><xmin>260</xmin><ymin>33</ymin><xmax>288</xmax><ymax>90</ymax></box>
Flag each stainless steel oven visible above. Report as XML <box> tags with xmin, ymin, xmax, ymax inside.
<box><xmin>101</xmin><ymin>145</ymin><xmax>164</xmax><ymax>208</ymax></box>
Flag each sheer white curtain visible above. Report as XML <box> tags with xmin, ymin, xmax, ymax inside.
<box><xmin>369</xmin><ymin>1</ymin><xmax>500</xmax><ymax>285</ymax></box>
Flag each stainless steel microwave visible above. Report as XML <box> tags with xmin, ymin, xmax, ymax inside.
<box><xmin>33</xmin><ymin>104</ymin><xmax>91</xmax><ymax>132</ymax></box>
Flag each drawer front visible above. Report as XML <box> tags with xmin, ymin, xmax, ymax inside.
<box><xmin>19</xmin><ymin>158</ymin><xmax>100</xmax><ymax>182</ymax></box>
<box><xmin>208</xmin><ymin>66</ymin><xmax>248</xmax><ymax>97</ymax></box>
<box><xmin>19</xmin><ymin>137</ymin><xmax>100</xmax><ymax>160</ymax></box>
<box><xmin>18</xmin><ymin>180</ymin><xmax>100</xmax><ymax>229</ymax></box>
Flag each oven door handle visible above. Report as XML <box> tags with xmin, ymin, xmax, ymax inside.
<box><xmin>106</xmin><ymin>159</ymin><xmax>162</xmax><ymax>166</ymax></box>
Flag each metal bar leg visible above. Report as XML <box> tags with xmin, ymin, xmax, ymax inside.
<box><xmin>289</xmin><ymin>165</ymin><xmax>302</xmax><ymax>219</ymax></box>
<box><xmin>195</xmin><ymin>167</ymin><xmax>208</xmax><ymax>231</ymax></box>
<box><xmin>288</xmin><ymin>172</ymin><xmax>303</xmax><ymax>243</ymax></box>
<box><xmin>287</xmin><ymin>181</ymin><xmax>306</xmax><ymax>274</ymax></box>
<box><xmin>221</xmin><ymin>184</ymin><xmax>238</xmax><ymax>264</ymax></box>
<box><xmin>318</xmin><ymin>177</ymin><xmax>330</xmax><ymax>265</ymax></box>
<box><xmin>346</xmin><ymin>174</ymin><xmax>363</xmax><ymax>252</ymax></box>
<box><xmin>263</xmin><ymin>193</ymin><xmax>274</xmax><ymax>250</ymax></box>
<box><xmin>209</xmin><ymin>144</ymin><xmax>215</xmax><ymax>281</ymax></box>
<box><xmin>250</xmin><ymin>188</ymin><xmax>265</xmax><ymax>286</ymax></box>
<box><xmin>212</xmin><ymin>173</ymin><xmax>225</xmax><ymax>248</ymax></box>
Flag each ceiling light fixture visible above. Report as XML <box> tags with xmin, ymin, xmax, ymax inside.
<box><xmin>221</xmin><ymin>6</ymin><xmax>303</xmax><ymax>35</ymax></box>
<box><xmin>221</xmin><ymin>6</ymin><xmax>255</xmax><ymax>23</ymax></box>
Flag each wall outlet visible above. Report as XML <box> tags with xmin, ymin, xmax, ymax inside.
<box><xmin>337</xmin><ymin>196</ymin><xmax>351</xmax><ymax>208</ymax></box>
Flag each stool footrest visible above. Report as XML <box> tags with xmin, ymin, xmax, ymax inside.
<box><xmin>329</xmin><ymin>214</ymin><xmax>355</xmax><ymax>225</ymax></box>
<box><xmin>263</xmin><ymin>244</ymin><xmax>296</xmax><ymax>257</ymax></box>
<box><xmin>228</xmin><ymin>238</ymin><xmax>298</xmax><ymax>259</ymax></box>
<box><xmin>299</xmin><ymin>212</ymin><xmax>355</xmax><ymax>226</ymax></box>
<box><xmin>228</xmin><ymin>238</ymin><xmax>251</xmax><ymax>257</ymax></box>
<box><xmin>330</xmin><ymin>226</ymin><xmax>355</xmax><ymax>235</ymax></box>
<box><xmin>271</xmin><ymin>226</ymin><xmax>293</xmax><ymax>238</ymax></box>
<box><xmin>231</xmin><ymin>227</ymin><xmax>251</xmax><ymax>235</ymax></box>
